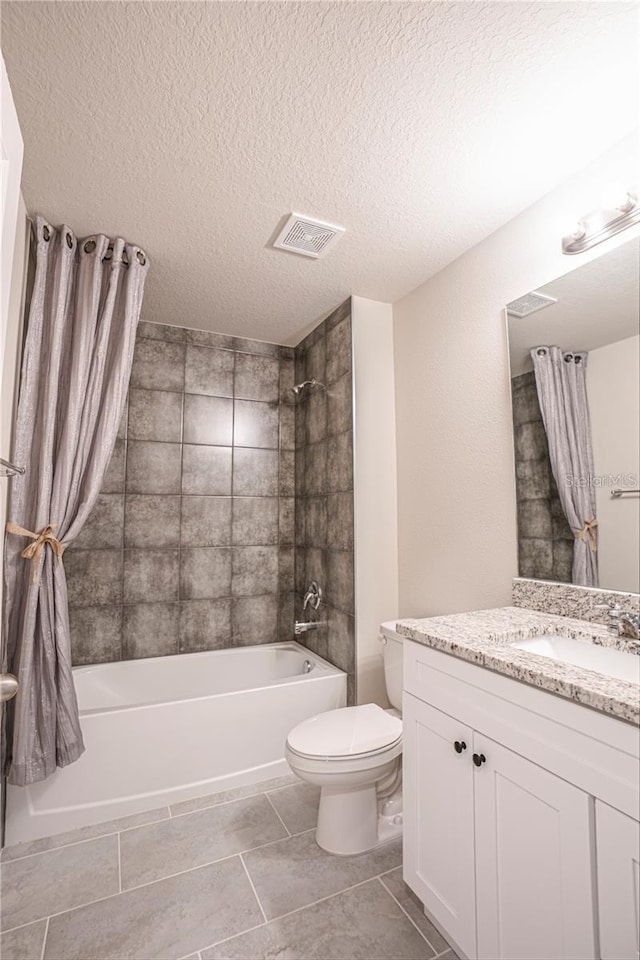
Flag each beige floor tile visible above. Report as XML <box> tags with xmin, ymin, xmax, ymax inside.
<box><xmin>1</xmin><ymin>807</ymin><xmax>170</xmax><ymax>863</ymax></box>
<box><xmin>243</xmin><ymin>831</ymin><xmax>402</xmax><ymax>920</ymax></box>
<box><xmin>379</xmin><ymin>867</ymin><xmax>452</xmax><ymax>955</ymax></box>
<box><xmin>202</xmin><ymin>878</ymin><xmax>433</xmax><ymax>959</ymax></box>
<box><xmin>120</xmin><ymin>794</ymin><xmax>287</xmax><ymax>889</ymax></box>
<box><xmin>44</xmin><ymin>856</ymin><xmax>263</xmax><ymax>960</ymax></box>
<box><xmin>0</xmin><ymin>919</ymin><xmax>47</xmax><ymax>960</ymax></box>
<box><xmin>0</xmin><ymin>836</ymin><xmax>119</xmax><ymax>931</ymax></box>
<box><xmin>266</xmin><ymin>782</ymin><xmax>320</xmax><ymax>834</ymax></box>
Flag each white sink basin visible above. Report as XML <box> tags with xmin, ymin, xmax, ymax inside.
<box><xmin>511</xmin><ymin>635</ymin><xmax>640</xmax><ymax>685</ymax></box>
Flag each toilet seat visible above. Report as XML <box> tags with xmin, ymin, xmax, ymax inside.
<box><xmin>286</xmin><ymin>703</ymin><xmax>402</xmax><ymax>761</ymax></box>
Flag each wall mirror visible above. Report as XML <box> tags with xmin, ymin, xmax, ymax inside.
<box><xmin>506</xmin><ymin>237</ymin><xmax>639</xmax><ymax>593</ymax></box>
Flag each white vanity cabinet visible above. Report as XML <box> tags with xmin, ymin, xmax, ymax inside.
<box><xmin>403</xmin><ymin>639</ymin><xmax>640</xmax><ymax>960</ymax></box>
<box><xmin>595</xmin><ymin>801</ymin><xmax>640</xmax><ymax>960</ymax></box>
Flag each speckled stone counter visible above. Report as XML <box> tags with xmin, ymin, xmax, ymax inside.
<box><xmin>396</xmin><ymin>607</ymin><xmax>640</xmax><ymax>725</ymax></box>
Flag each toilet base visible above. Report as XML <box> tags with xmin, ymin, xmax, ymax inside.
<box><xmin>315</xmin><ymin>783</ymin><xmax>403</xmax><ymax>856</ymax></box>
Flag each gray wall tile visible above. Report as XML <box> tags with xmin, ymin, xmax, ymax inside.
<box><xmin>185</xmin><ymin>328</ymin><xmax>236</xmax><ymax>350</ymax></box>
<box><xmin>232</xmin><ymin>498</ymin><xmax>279</xmax><ymax>545</ymax></box>
<box><xmin>279</xmin><ymin>498</ymin><xmax>295</xmax><ymax>545</ymax></box>
<box><xmin>69</xmin><ymin>494</ymin><xmax>124</xmax><ymax>551</ymax></box>
<box><xmin>182</xmin><ymin>445</ymin><xmax>232</xmax><ymax>495</ymax></box>
<box><xmin>101</xmin><ymin>438</ymin><xmax>126</xmax><ymax>493</ymax></box>
<box><xmin>180</xmin><ymin>547</ymin><xmax>232</xmax><ymax>599</ymax></box>
<box><xmin>180</xmin><ymin>599</ymin><xmax>232</xmax><ymax>652</ymax></box>
<box><xmin>124</xmin><ymin>495</ymin><xmax>181</xmax><ymax>548</ymax></box>
<box><xmin>279</xmin><ymin>450</ymin><xmax>295</xmax><ymax>497</ymax></box>
<box><xmin>185</xmin><ymin>344</ymin><xmax>234</xmax><ymax>397</ymax></box>
<box><xmin>130</xmin><ymin>338</ymin><xmax>185</xmax><ymax>392</ymax></box>
<box><xmin>232</xmin><ymin>596</ymin><xmax>278</xmax><ymax>643</ymax></box>
<box><xmin>65</xmin><ymin>550</ymin><xmax>123</xmax><ymax>607</ymax></box>
<box><xmin>0</xmin><ymin>920</ymin><xmax>47</xmax><ymax>960</ymax></box>
<box><xmin>326</xmin><ymin>318</ymin><xmax>351</xmax><ymax>383</ymax></box>
<box><xmin>326</xmin><ymin>492</ymin><xmax>354</xmax><ymax>551</ymax></box>
<box><xmin>234</xmin><ymin>354</ymin><xmax>279</xmax><ymax>401</ymax></box>
<box><xmin>279</xmin><ymin>358</ymin><xmax>295</xmax><ymax>403</ymax></box>
<box><xmin>233</xmin><ymin>448</ymin><xmax>278</xmax><ymax>496</ymax></box>
<box><xmin>128</xmin><ymin>388</ymin><xmax>182</xmax><ymax>442</ymax></box>
<box><xmin>326</xmin><ymin>373</ymin><xmax>353</xmax><ymax>437</ymax></box>
<box><xmin>183</xmin><ymin>395</ymin><xmax>233</xmax><ymax>446</ymax></box>
<box><xmin>126</xmin><ymin>441</ymin><xmax>182</xmax><ymax>494</ymax></box>
<box><xmin>123</xmin><ymin>549</ymin><xmax>179</xmax><ymax>603</ymax></box>
<box><xmin>233</xmin><ymin>400</ymin><xmax>279</xmax><ymax>449</ymax></box>
<box><xmin>123</xmin><ymin>602</ymin><xmax>180</xmax><ymax>658</ymax></box>
<box><xmin>327</xmin><ymin>432</ymin><xmax>353</xmax><ymax>492</ymax></box>
<box><xmin>232</xmin><ymin>546</ymin><xmax>279</xmax><ymax>596</ymax></box>
<box><xmin>69</xmin><ymin>605</ymin><xmax>122</xmax><ymax>664</ymax></box>
<box><xmin>279</xmin><ymin>404</ymin><xmax>295</xmax><ymax>451</ymax></box>
<box><xmin>181</xmin><ymin>496</ymin><xmax>232</xmax><ymax>546</ymax></box>
<box><xmin>137</xmin><ymin>320</ymin><xmax>186</xmax><ymax>342</ymax></box>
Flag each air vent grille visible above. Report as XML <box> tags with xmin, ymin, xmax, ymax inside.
<box><xmin>506</xmin><ymin>291</ymin><xmax>558</xmax><ymax>318</ymax></box>
<box><xmin>273</xmin><ymin>214</ymin><xmax>345</xmax><ymax>259</ymax></box>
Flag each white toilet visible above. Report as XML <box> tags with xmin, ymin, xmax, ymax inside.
<box><xmin>286</xmin><ymin>622</ymin><xmax>404</xmax><ymax>856</ymax></box>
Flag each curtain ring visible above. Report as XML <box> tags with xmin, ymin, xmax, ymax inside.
<box><xmin>84</xmin><ymin>239</ymin><xmax>96</xmax><ymax>254</ymax></box>
<box><xmin>564</xmin><ymin>353</ymin><xmax>573</xmax><ymax>362</ymax></box>
<box><xmin>122</xmin><ymin>250</ymin><xmax>129</xmax><ymax>265</ymax></box>
<box><xmin>136</xmin><ymin>251</ymin><xmax>146</xmax><ymax>265</ymax></box>
<box><xmin>65</xmin><ymin>232</ymin><xmax>73</xmax><ymax>249</ymax></box>
<box><xmin>42</xmin><ymin>225</ymin><xmax>51</xmax><ymax>242</ymax></box>
<box><xmin>103</xmin><ymin>245</ymin><xmax>113</xmax><ymax>262</ymax></box>
<box><xmin>575</xmin><ymin>355</ymin><xmax>582</xmax><ymax>364</ymax></box>
<box><xmin>536</xmin><ymin>348</ymin><xmax>547</xmax><ymax>357</ymax></box>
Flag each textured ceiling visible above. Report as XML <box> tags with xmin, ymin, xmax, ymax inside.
<box><xmin>2</xmin><ymin>1</ymin><xmax>638</xmax><ymax>345</ymax></box>
<box><xmin>508</xmin><ymin>237</ymin><xmax>640</xmax><ymax>376</ymax></box>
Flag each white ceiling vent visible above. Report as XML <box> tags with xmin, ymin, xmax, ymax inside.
<box><xmin>506</xmin><ymin>291</ymin><xmax>558</xmax><ymax>318</ymax></box>
<box><xmin>273</xmin><ymin>213</ymin><xmax>345</xmax><ymax>259</ymax></box>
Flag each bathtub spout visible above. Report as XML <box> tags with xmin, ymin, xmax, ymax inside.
<box><xmin>294</xmin><ymin>621</ymin><xmax>325</xmax><ymax>636</ymax></box>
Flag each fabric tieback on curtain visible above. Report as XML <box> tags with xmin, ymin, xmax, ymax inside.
<box><xmin>574</xmin><ymin>518</ymin><xmax>598</xmax><ymax>552</ymax></box>
<box><xmin>5</xmin><ymin>522</ymin><xmax>64</xmax><ymax>582</ymax></box>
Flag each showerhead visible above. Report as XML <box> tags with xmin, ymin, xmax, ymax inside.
<box><xmin>291</xmin><ymin>378</ymin><xmax>326</xmax><ymax>397</ymax></box>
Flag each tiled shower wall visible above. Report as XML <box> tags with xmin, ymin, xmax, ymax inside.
<box><xmin>294</xmin><ymin>301</ymin><xmax>356</xmax><ymax>702</ymax></box>
<box><xmin>511</xmin><ymin>371</ymin><xmax>573</xmax><ymax>583</ymax></box>
<box><xmin>66</xmin><ymin>321</ymin><xmax>296</xmax><ymax>664</ymax></box>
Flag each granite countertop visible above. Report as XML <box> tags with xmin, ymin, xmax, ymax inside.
<box><xmin>396</xmin><ymin>607</ymin><xmax>640</xmax><ymax>725</ymax></box>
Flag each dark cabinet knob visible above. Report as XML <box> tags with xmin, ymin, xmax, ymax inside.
<box><xmin>473</xmin><ymin>753</ymin><xmax>486</xmax><ymax>767</ymax></box>
<box><xmin>454</xmin><ymin>740</ymin><xmax>467</xmax><ymax>754</ymax></box>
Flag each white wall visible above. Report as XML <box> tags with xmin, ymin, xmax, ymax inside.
<box><xmin>352</xmin><ymin>297</ymin><xmax>398</xmax><ymax>706</ymax></box>
<box><xmin>1</xmin><ymin>195</ymin><xmax>29</xmax><ymax>626</ymax></box>
<box><xmin>393</xmin><ymin>134</ymin><xmax>639</xmax><ymax>618</ymax></box>
<box><xmin>588</xmin><ymin>335</ymin><xmax>640</xmax><ymax>593</ymax></box>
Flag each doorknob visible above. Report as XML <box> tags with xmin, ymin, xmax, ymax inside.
<box><xmin>454</xmin><ymin>740</ymin><xmax>467</xmax><ymax>754</ymax></box>
<box><xmin>0</xmin><ymin>674</ymin><xmax>19</xmax><ymax>702</ymax></box>
<box><xmin>472</xmin><ymin>752</ymin><xmax>486</xmax><ymax>767</ymax></box>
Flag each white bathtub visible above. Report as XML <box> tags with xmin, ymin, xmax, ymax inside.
<box><xmin>5</xmin><ymin>643</ymin><xmax>346</xmax><ymax>844</ymax></box>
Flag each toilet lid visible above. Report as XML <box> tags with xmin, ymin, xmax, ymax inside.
<box><xmin>287</xmin><ymin>704</ymin><xmax>402</xmax><ymax>759</ymax></box>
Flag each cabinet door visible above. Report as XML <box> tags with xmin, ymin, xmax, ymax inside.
<box><xmin>474</xmin><ymin>735</ymin><xmax>596</xmax><ymax>960</ymax></box>
<box><xmin>403</xmin><ymin>693</ymin><xmax>476</xmax><ymax>959</ymax></box>
<box><xmin>596</xmin><ymin>800</ymin><xmax>640</xmax><ymax>960</ymax></box>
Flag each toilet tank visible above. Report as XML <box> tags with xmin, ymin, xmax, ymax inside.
<box><xmin>380</xmin><ymin>621</ymin><xmax>404</xmax><ymax>712</ymax></box>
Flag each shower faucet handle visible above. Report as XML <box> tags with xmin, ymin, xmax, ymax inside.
<box><xmin>303</xmin><ymin>581</ymin><xmax>323</xmax><ymax>611</ymax></box>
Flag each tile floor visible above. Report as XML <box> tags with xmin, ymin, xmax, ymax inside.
<box><xmin>0</xmin><ymin>775</ymin><xmax>458</xmax><ymax>960</ymax></box>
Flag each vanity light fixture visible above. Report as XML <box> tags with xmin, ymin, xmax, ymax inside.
<box><xmin>562</xmin><ymin>184</ymin><xmax>639</xmax><ymax>254</ymax></box>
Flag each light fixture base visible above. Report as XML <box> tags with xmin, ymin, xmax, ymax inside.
<box><xmin>562</xmin><ymin>188</ymin><xmax>639</xmax><ymax>255</ymax></box>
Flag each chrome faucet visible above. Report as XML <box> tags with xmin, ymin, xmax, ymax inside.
<box><xmin>294</xmin><ymin>620</ymin><xmax>325</xmax><ymax>636</ymax></box>
<box><xmin>618</xmin><ymin>612</ymin><xmax>640</xmax><ymax>640</ymax></box>
<box><xmin>303</xmin><ymin>581</ymin><xmax>322</xmax><ymax>611</ymax></box>
<box><xmin>596</xmin><ymin>604</ymin><xmax>640</xmax><ymax>640</ymax></box>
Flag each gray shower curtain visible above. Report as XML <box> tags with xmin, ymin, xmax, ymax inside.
<box><xmin>531</xmin><ymin>345</ymin><xmax>598</xmax><ymax>588</ymax></box>
<box><xmin>2</xmin><ymin>216</ymin><xmax>149</xmax><ymax>786</ymax></box>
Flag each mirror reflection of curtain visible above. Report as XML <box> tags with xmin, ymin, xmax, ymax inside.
<box><xmin>3</xmin><ymin>216</ymin><xmax>149</xmax><ymax>786</ymax></box>
<box><xmin>531</xmin><ymin>346</ymin><xmax>598</xmax><ymax>587</ymax></box>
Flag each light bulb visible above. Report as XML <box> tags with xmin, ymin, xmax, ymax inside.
<box><xmin>600</xmin><ymin>183</ymin><xmax>634</xmax><ymax>212</ymax></box>
<box><xmin>564</xmin><ymin>221</ymin><xmax>586</xmax><ymax>241</ymax></box>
